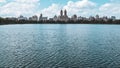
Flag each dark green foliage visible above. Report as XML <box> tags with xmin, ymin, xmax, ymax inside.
<box><xmin>0</xmin><ymin>17</ymin><xmax>120</xmax><ymax>25</ymax></box>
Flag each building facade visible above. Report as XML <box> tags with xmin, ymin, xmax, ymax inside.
<box><xmin>18</xmin><ymin>15</ymin><xmax>27</xmax><ymax>21</ymax></box>
<box><xmin>57</xmin><ymin>10</ymin><xmax>69</xmax><ymax>22</ymax></box>
<box><xmin>29</xmin><ymin>15</ymin><xmax>38</xmax><ymax>21</ymax></box>
<box><xmin>39</xmin><ymin>14</ymin><xmax>48</xmax><ymax>21</ymax></box>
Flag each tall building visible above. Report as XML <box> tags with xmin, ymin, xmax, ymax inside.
<box><xmin>58</xmin><ymin>9</ymin><xmax>69</xmax><ymax>21</ymax></box>
<box><xmin>71</xmin><ymin>14</ymin><xmax>77</xmax><ymax>21</ymax></box>
<box><xmin>96</xmin><ymin>15</ymin><xmax>99</xmax><ymax>19</ymax></box>
<box><xmin>39</xmin><ymin>14</ymin><xmax>43</xmax><ymax>21</ymax></box>
<box><xmin>102</xmin><ymin>16</ymin><xmax>108</xmax><ymax>21</ymax></box>
<box><xmin>95</xmin><ymin>15</ymin><xmax>100</xmax><ymax>20</ymax></box>
<box><xmin>111</xmin><ymin>16</ymin><xmax>116</xmax><ymax>21</ymax></box>
<box><xmin>89</xmin><ymin>16</ymin><xmax>95</xmax><ymax>21</ymax></box>
<box><xmin>60</xmin><ymin>10</ymin><xmax>63</xmax><ymax>16</ymax></box>
<box><xmin>39</xmin><ymin>13</ymin><xmax>48</xmax><ymax>21</ymax></box>
<box><xmin>18</xmin><ymin>15</ymin><xmax>27</xmax><ymax>21</ymax></box>
<box><xmin>53</xmin><ymin>15</ymin><xmax>57</xmax><ymax>21</ymax></box>
<box><xmin>64</xmin><ymin>9</ymin><xmax>67</xmax><ymax>16</ymax></box>
<box><xmin>33</xmin><ymin>15</ymin><xmax>38</xmax><ymax>21</ymax></box>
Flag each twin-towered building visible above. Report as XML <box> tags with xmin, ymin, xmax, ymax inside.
<box><xmin>57</xmin><ymin>10</ymin><xmax>69</xmax><ymax>21</ymax></box>
<box><xmin>54</xmin><ymin>10</ymin><xmax>79</xmax><ymax>22</ymax></box>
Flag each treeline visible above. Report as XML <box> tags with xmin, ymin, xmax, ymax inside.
<box><xmin>0</xmin><ymin>17</ymin><xmax>120</xmax><ymax>25</ymax></box>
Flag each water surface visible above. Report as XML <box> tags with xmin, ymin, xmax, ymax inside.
<box><xmin>0</xmin><ymin>24</ymin><xmax>120</xmax><ymax>68</ymax></box>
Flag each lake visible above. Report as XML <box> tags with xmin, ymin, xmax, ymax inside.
<box><xmin>0</xmin><ymin>24</ymin><xmax>120</xmax><ymax>68</ymax></box>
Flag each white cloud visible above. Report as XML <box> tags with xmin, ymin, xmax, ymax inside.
<box><xmin>0</xmin><ymin>0</ymin><xmax>120</xmax><ymax>19</ymax></box>
<box><xmin>39</xmin><ymin>4</ymin><xmax>62</xmax><ymax>18</ymax></box>
<box><xmin>0</xmin><ymin>0</ymin><xmax>40</xmax><ymax>17</ymax></box>
<box><xmin>99</xmin><ymin>3</ymin><xmax>120</xmax><ymax>12</ymax></box>
<box><xmin>63</xmin><ymin>0</ymin><xmax>97</xmax><ymax>17</ymax></box>
<box><xmin>39</xmin><ymin>0</ymin><xmax>97</xmax><ymax>18</ymax></box>
<box><xmin>0</xmin><ymin>0</ymin><xmax>6</xmax><ymax>3</ymax></box>
<box><xmin>15</xmin><ymin>0</ymin><xmax>39</xmax><ymax>3</ymax></box>
<box><xmin>99</xmin><ymin>2</ymin><xmax>120</xmax><ymax>18</ymax></box>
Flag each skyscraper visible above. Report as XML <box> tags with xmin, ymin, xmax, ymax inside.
<box><xmin>64</xmin><ymin>9</ymin><xmax>67</xmax><ymax>16</ymax></box>
<box><xmin>39</xmin><ymin>14</ymin><xmax>43</xmax><ymax>21</ymax></box>
<box><xmin>39</xmin><ymin>13</ymin><xmax>48</xmax><ymax>21</ymax></box>
<box><xmin>60</xmin><ymin>10</ymin><xmax>63</xmax><ymax>16</ymax></box>
<box><xmin>58</xmin><ymin>9</ymin><xmax>69</xmax><ymax>21</ymax></box>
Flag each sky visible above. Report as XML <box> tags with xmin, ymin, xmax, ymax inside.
<box><xmin>0</xmin><ymin>0</ymin><xmax>120</xmax><ymax>18</ymax></box>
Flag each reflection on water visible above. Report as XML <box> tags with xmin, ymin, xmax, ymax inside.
<box><xmin>0</xmin><ymin>24</ymin><xmax>120</xmax><ymax>68</ymax></box>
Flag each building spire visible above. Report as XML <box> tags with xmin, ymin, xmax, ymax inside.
<box><xmin>60</xmin><ymin>10</ymin><xmax>63</xmax><ymax>16</ymax></box>
<box><xmin>64</xmin><ymin>9</ymin><xmax>67</xmax><ymax>16</ymax></box>
<box><xmin>40</xmin><ymin>13</ymin><xmax>42</xmax><ymax>18</ymax></box>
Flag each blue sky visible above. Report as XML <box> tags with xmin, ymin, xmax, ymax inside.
<box><xmin>0</xmin><ymin>0</ymin><xmax>120</xmax><ymax>18</ymax></box>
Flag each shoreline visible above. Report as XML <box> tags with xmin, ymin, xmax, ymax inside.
<box><xmin>0</xmin><ymin>23</ymin><xmax>120</xmax><ymax>26</ymax></box>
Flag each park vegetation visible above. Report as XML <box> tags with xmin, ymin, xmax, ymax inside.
<box><xmin>0</xmin><ymin>17</ymin><xmax>120</xmax><ymax>25</ymax></box>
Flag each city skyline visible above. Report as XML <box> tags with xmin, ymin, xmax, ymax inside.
<box><xmin>0</xmin><ymin>0</ymin><xmax>120</xmax><ymax>19</ymax></box>
<box><xmin>2</xmin><ymin>10</ymin><xmax>117</xmax><ymax>22</ymax></box>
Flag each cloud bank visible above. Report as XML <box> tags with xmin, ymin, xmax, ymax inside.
<box><xmin>0</xmin><ymin>0</ymin><xmax>120</xmax><ymax>18</ymax></box>
<box><xmin>0</xmin><ymin>0</ymin><xmax>40</xmax><ymax>17</ymax></box>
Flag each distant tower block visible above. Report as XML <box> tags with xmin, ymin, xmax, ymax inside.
<box><xmin>40</xmin><ymin>14</ymin><xmax>42</xmax><ymax>18</ymax></box>
<box><xmin>39</xmin><ymin>13</ymin><xmax>43</xmax><ymax>21</ymax></box>
<box><xmin>60</xmin><ymin>10</ymin><xmax>63</xmax><ymax>16</ymax></box>
<box><xmin>64</xmin><ymin>9</ymin><xmax>67</xmax><ymax>16</ymax></box>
